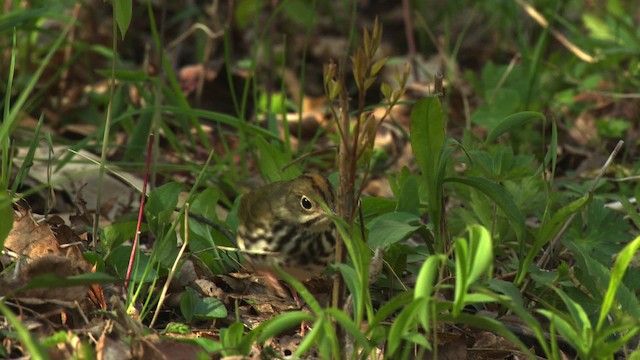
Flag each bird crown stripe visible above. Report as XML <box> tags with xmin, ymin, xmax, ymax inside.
<box><xmin>302</xmin><ymin>174</ymin><xmax>334</xmax><ymax>205</ymax></box>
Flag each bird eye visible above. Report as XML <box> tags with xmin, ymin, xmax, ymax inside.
<box><xmin>300</xmin><ymin>196</ymin><xmax>313</xmax><ymax>210</ymax></box>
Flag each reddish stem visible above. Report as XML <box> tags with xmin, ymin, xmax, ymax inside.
<box><xmin>124</xmin><ymin>134</ymin><xmax>154</xmax><ymax>290</ymax></box>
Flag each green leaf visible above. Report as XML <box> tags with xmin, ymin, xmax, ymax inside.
<box><xmin>451</xmin><ymin>226</ymin><xmax>493</xmax><ymax>318</ymax></box>
<box><xmin>274</xmin><ymin>263</ymin><xmax>322</xmax><ymax>315</ymax></box>
<box><xmin>555</xmin><ymin>289</ymin><xmax>592</xmax><ymax>347</ymax></box>
<box><xmin>0</xmin><ymin>7</ymin><xmax>50</xmax><ymax>33</ymax></box>
<box><xmin>110</xmin><ymin>246</ymin><xmax>157</xmax><ymax>282</ymax></box>
<box><xmin>104</xmin><ymin>221</ymin><xmax>145</xmax><ymax>250</ymax></box>
<box><xmin>466</xmin><ymin>225</ymin><xmax>493</xmax><ymax>285</ymax></box>
<box><xmin>598</xmin><ymin>235</ymin><xmax>640</xmax><ymax>331</ymax></box>
<box><xmin>387</xmin><ymin>299</ymin><xmax>426</xmax><ymax>356</ymax></box>
<box><xmin>255</xmin><ymin>311</ymin><xmax>314</xmax><ymax>343</ymax></box>
<box><xmin>114</xmin><ymin>0</ymin><xmax>132</xmax><ymax>39</ymax></box>
<box><xmin>368</xmin><ymin>291</ymin><xmax>413</xmax><ymax>332</ymax></box>
<box><xmin>294</xmin><ymin>317</ymin><xmax>324</xmax><ymax>357</ymax></box>
<box><xmin>146</xmin><ymin>182</ymin><xmax>183</xmax><ymax>229</ymax></box>
<box><xmin>1</xmin><ymin>21</ymin><xmax>72</xmax><ymax>149</ymax></box>
<box><xmin>180</xmin><ymin>288</ymin><xmax>196</xmax><ymax>322</ymax></box>
<box><xmin>189</xmin><ymin>290</ymin><xmax>228</xmax><ymax>320</ymax></box>
<box><xmin>517</xmin><ymin>195</ymin><xmax>590</xmax><ymax>284</ymax></box>
<box><xmin>470</xmin><ymin>89</ymin><xmax>520</xmax><ymax>130</ymax></box>
<box><xmin>0</xmin><ymin>192</ymin><xmax>12</xmax><ymax>249</ymax></box>
<box><xmin>255</xmin><ymin>136</ymin><xmax>300</xmax><ymax>182</ymax></box>
<box><xmin>415</xmin><ymin>254</ymin><xmax>445</xmax><ymax>329</ymax></box>
<box><xmin>234</xmin><ymin>0</ymin><xmax>263</xmax><ymax>29</ymax></box>
<box><xmin>488</xmin><ymin>279</ymin><xmax>524</xmax><ymax>308</ymax></box>
<box><xmin>444</xmin><ymin>177</ymin><xmax>525</xmax><ymax>242</ymax></box>
<box><xmin>11</xmin><ymin>114</ymin><xmax>43</xmax><ymax>195</ymax></box>
<box><xmin>396</xmin><ymin>174</ymin><xmax>420</xmax><ymax>215</ymax></box>
<box><xmin>367</xmin><ymin>212</ymin><xmax>421</xmax><ymax>248</ymax></box>
<box><xmin>538</xmin><ymin>309</ymin><xmax>588</xmax><ymax>357</ymax></box>
<box><xmin>20</xmin><ymin>272</ymin><xmax>118</xmax><ymax>291</ymax></box>
<box><xmin>410</xmin><ymin>97</ymin><xmax>446</xmax><ymax>239</ymax></box>
<box><xmin>453</xmin><ymin>236</ymin><xmax>469</xmax><ymax>317</ymax></box>
<box><xmin>325</xmin><ymin>308</ymin><xmax>372</xmax><ymax>352</ymax></box>
<box><xmin>221</xmin><ymin>322</ymin><xmax>246</xmax><ymax>355</ymax></box>
<box><xmin>282</xmin><ymin>0</ymin><xmax>316</xmax><ymax>27</ymax></box>
<box><xmin>485</xmin><ymin>111</ymin><xmax>545</xmax><ymax>144</ymax></box>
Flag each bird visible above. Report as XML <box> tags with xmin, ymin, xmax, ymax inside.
<box><xmin>236</xmin><ymin>173</ymin><xmax>336</xmax><ymax>296</ymax></box>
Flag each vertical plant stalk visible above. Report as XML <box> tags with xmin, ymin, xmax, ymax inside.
<box><xmin>401</xmin><ymin>0</ymin><xmax>420</xmax><ymax>81</ymax></box>
<box><xmin>125</xmin><ymin>134</ymin><xmax>154</xmax><ymax>290</ymax></box>
<box><xmin>93</xmin><ymin>9</ymin><xmax>119</xmax><ymax>248</ymax></box>
<box><xmin>332</xmin><ymin>63</ymin><xmax>352</xmax><ymax>314</ymax></box>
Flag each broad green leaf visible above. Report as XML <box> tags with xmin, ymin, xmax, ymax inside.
<box><xmin>470</xmin><ymin>89</ymin><xmax>520</xmax><ymax>130</ymax></box>
<box><xmin>367</xmin><ymin>212</ymin><xmax>421</xmax><ymax>248</ymax></box>
<box><xmin>415</xmin><ymin>254</ymin><xmax>445</xmax><ymax>299</ymax></box>
<box><xmin>190</xmin><ymin>291</ymin><xmax>227</xmax><ymax>320</ymax></box>
<box><xmin>146</xmin><ymin>182</ymin><xmax>183</xmax><ymax>265</ymax></box>
<box><xmin>221</xmin><ymin>322</ymin><xmax>246</xmax><ymax>355</ymax></box>
<box><xmin>255</xmin><ymin>136</ymin><xmax>300</xmax><ymax>182</ymax></box>
<box><xmin>396</xmin><ymin>174</ymin><xmax>420</xmax><ymax>215</ymax></box>
<box><xmin>467</xmin><ymin>225</ymin><xmax>493</xmax><ymax>285</ymax></box>
<box><xmin>114</xmin><ymin>0</ymin><xmax>132</xmax><ymax>39</ymax></box>
<box><xmin>180</xmin><ymin>287</ymin><xmax>195</xmax><ymax>322</ymax></box>
<box><xmin>485</xmin><ymin>111</ymin><xmax>545</xmax><ymax>144</ymax></box>
<box><xmin>410</xmin><ymin>97</ymin><xmax>446</xmax><ymax>239</ymax></box>
<box><xmin>146</xmin><ymin>182</ymin><xmax>183</xmax><ymax>229</ymax></box>
<box><xmin>334</xmin><ymin>263</ymin><xmax>361</xmax><ymax>310</ymax></box>
<box><xmin>415</xmin><ymin>254</ymin><xmax>445</xmax><ymax>329</ymax></box>
<box><xmin>104</xmin><ymin>221</ymin><xmax>144</xmax><ymax>250</ymax></box>
<box><xmin>488</xmin><ymin>279</ymin><xmax>524</xmax><ymax>308</ymax></box>
<box><xmin>444</xmin><ymin>177</ymin><xmax>525</xmax><ymax>242</ymax></box>
<box><xmin>453</xmin><ymin>236</ymin><xmax>469</xmax><ymax>317</ymax></box>
<box><xmin>110</xmin><ymin>245</ymin><xmax>157</xmax><ymax>282</ymax></box>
